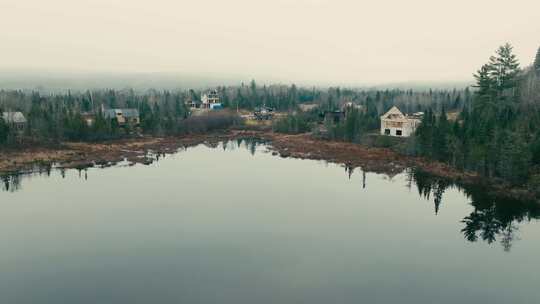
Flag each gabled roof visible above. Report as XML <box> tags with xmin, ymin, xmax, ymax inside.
<box><xmin>2</xmin><ymin>112</ymin><xmax>27</xmax><ymax>124</ymax></box>
<box><xmin>381</xmin><ymin>106</ymin><xmax>405</xmax><ymax>120</ymax></box>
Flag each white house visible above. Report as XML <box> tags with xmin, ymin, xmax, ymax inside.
<box><xmin>201</xmin><ymin>90</ymin><xmax>220</xmax><ymax>109</ymax></box>
<box><xmin>380</xmin><ymin>106</ymin><xmax>423</xmax><ymax>137</ymax></box>
<box><xmin>2</xmin><ymin>112</ymin><xmax>27</xmax><ymax>131</ymax></box>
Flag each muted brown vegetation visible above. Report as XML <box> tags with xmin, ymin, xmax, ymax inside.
<box><xmin>1</xmin><ymin>130</ymin><xmax>535</xmax><ymax>202</ymax></box>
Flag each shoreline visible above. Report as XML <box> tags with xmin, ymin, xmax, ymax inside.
<box><xmin>0</xmin><ymin>130</ymin><xmax>537</xmax><ymax>202</ymax></box>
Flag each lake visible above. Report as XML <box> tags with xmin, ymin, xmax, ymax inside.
<box><xmin>1</xmin><ymin>140</ymin><xmax>539</xmax><ymax>304</ymax></box>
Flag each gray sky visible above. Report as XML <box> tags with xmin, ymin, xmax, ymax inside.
<box><xmin>0</xmin><ymin>0</ymin><xmax>539</xmax><ymax>85</ymax></box>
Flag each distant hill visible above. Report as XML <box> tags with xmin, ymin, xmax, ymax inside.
<box><xmin>0</xmin><ymin>70</ymin><xmax>246</xmax><ymax>93</ymax></box>
<box><xmin>0</xmin><ymin>69</ymin><xmax>472</xmax><ymax>92</ymax></box>
<box><xmin>365</xmin><ymin>80</ymin><xmax>473</xmax><ymax>91</ymax></box>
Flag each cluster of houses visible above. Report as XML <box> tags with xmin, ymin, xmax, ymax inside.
<box><xmin>2</xmin><ymin>97</ymin><xmax>422</xmax><ymax>139</ymax></box>
<box><xmin>0</xmin><ymin>107</ymin><xmax>140</xmax><ymax>133</ymax></box>
<box><xmin>300</xmin><ymin>101</ymin><xmax>423</xmax><ymax>138</ymax></box>
<box><xmin>2</xmin><ymin>90</ymin><xmax>226</xmax><ymax>132</ymax></box>
<box><xmin>81</xmin><ymin>107</ymin><xmax>140</xmax><ymax>127</ymax></box>
<box><xmin>81</xmin><ymin>108</ymin><xmax>140</xmax><ymax>127</ymax></box>
<box><xmin>317</xmin><ymin>104</ymin><xmax>423</xmax><ymax>138</ymax></box>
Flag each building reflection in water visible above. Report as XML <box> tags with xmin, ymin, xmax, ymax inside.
<box><xmin>2</xmin><ymin>142</ymin><xmax>539</xmax><ymax>252</ymax></box>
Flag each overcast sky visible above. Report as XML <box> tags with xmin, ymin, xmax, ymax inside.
<box><xmin>0</xmin><ymin>0</ymin><xmax>539</xmax><ymax>85</ymax></box>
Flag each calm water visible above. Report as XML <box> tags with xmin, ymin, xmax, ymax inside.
<box><xmin>1</xmin><ymin>141</ymin><xmax>539</xmax><ymax>304</ymax></box>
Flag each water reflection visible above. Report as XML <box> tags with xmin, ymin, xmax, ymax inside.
<box><xmin>345</xmin><ymin>165</ymin><xmax>367</xmax><ymax>189</ymax></box>
<box><xmin>0</xmin><ymin>139</ymin><xmax>268</xmax><ymax>193</ymax></box>
<box><xmin>1</xmin><ymin>174</ymin><xmax>22</xmax><ymax>192</ymax></box>
<box><xmin>220</xmin><ymin>137</ymin><xmax>269</xmax><ymax>155</ymax></box>
<box><xmin>409</xmin><ymin>169</ymin><xmax>540</xmax><ymax>252</ymax></box>
<box><xmin>1</xmin><ymin>162</ymin><xmax>55</xmax><ymax>192</ymax></box>
<box><xmin>2</xmin><ymin>141</ymin><xmax>538</xmax><ymax>252</ymax></box>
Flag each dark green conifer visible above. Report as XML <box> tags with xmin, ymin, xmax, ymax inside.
<box><xmin>534</xmin><ymin>46</ymin><xmax>540</xmax><ymax>74</ymax></box>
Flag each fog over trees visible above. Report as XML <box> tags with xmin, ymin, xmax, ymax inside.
<box><xmin>1</xmin><ymin>43</ymin><xmax>539</xmax><ymax>197</ymax></box>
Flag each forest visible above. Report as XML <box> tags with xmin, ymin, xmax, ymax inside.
<box><xmin>0</xmin><ymin>82</ymin><xmax>471</xmax><ymax>144</ymax></box>
<box><xmin>414</xmin><ymin>44</ymin><xmax>540</xmax><ymax>192</ymax></box>
<box><xmin>1</xmin><ymin>44</ymin><xmax>539</xmax><ymax>194</ymax></box>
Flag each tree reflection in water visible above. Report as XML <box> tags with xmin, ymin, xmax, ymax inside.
<box><xmin>0</xmin><ymin>139</ymin><xmax>268</xmax><ymax>193</ymax></box>
<box><xmin>2</xmin><ymin>143</ymin><xmax>538</xmax><ymax>252</ymax></box>
<box><xmin>409</xmin><ymin>168</ymin><xmax>540</xmax><ymax>251</ymax></box>
<box><xmin>1</xmin><ymin>162</ymin><xmax>53</xmax><ymax>193</ymax></box>
<box><xmin>221</xmin><ymin>138</ymin><xmax>269</xmax><ymax>155</ymax></box>
<box><xmin>1</xmin><ymin>174</ymin><xmax>22</xmax><ymax>192</ymax></box>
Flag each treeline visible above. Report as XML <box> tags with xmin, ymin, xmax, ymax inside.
<box><xmin>0</xmin><ymin>81</ymin><xmax>472</xmax><ymax>146</ymax></box>
<box><xmin>274</xmin><ymin>88</ymin><xmax>473</xmax><ymax>143</ymax></box>
<box><xmin>271</xmin><ymin>87</ymin><xmax>470</xmax><ymax>137</ymax></box>
<box><xmin>0</xmin><ymin>89</ymin><xmax>193</xmax><ymax>145</ymax></box>
<box><xmin>415</xmin><ymin>44</ymin><xmax>540</xmax><ymax>191</ymax></box>
<box><xmin>218</xmin><ymin>80</ymin><xmax>471</xmax><ymax>113</ymax></box>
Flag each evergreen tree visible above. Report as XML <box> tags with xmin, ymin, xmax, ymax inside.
<box><xmin>488</xmin><ymin>43</ymin><xmax>520</xmax><ymax>106</ymax></box>
<box><xmin>0</xmin><ymin>116</ymin><xmax>9</xmax><ymax>144</ymax></box>
<box><xmin>344</xmin><ymin>108</ymin><xmax>361</xmax><ymax>142</ymax></box>
<box><xmin>433</xmin><ymin>107</ymin><xmax>450</xmax><ymax>162</ymax></box>
<box><xmin>534</xmin><ymin>46</ymin><xmax>540</xmax><ymax>75</ymax></box>
<box><xmin>250</xmin><ymin>79</ymin><xmax>258</xmax><ymax>108</ymax></box>
<box><xmin>473</xmin><ymin>64</ymin><xmax>496</xmax><ymax>115</ymax></box>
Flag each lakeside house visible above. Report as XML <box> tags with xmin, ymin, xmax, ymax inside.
<box><xmin>201</xmin><ymin>90</ymin><xmax>221</xmax><ymax>109</ymax></box>
<box><xmin>103</xmin><ymin>108</ymin><xmax>140</xmax><ymax>126</ymax></box>
<box><xmin>2</xmin><ymin>112</ymin><xmax>27</xmax><ymax>131</ymax></box>
<box><xmin>380</xmin><ymin>106</ymin><xmax>423</xmax><ymax>137</ymax></box>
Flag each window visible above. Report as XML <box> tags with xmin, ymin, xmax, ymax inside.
<box><xmin>396</xmin><ymin>130</ymin><xmax>402</xmax><ymax>136</ymax></box>
<box><xmin>384</xmin><ymin>129</ymin><xmax>390</xmax><ymax>135</ymax></box>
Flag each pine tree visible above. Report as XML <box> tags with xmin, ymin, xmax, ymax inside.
<box><xmin>433</xmin><ymin>107</ymin><xmax>450</xmax><ymax>162</ymax></box>
<box><xmin>0</xmin><ymin>116</ymin><xmax>9</xmax><ymax>144</ymax></box>
<box><xmin>488</xmin><ymin>43</ymin><xmax>520</xmax><ymax>104</ymax></box>
<box><xmin>534</xmin><ymin>46</ymin><xmax>540</xmax><ymax>74</ymax></box>
<box><xmin>344</xmin><ymin>108</ymin><xmax>360</xmax><ymax>142</ymax></box>
<box><xmin>416</xmin><ymin>108</ymin><xmax>435</xmax><ymax>157</ymax></box>
<box><xmin>473</xmin><ymin>64</ymin><xmax>496</xmax><ymax>114</ymax></box>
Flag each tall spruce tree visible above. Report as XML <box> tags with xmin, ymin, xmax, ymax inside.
<box><xmin>488</xmin><ymin>43</ymin><xmax>520</xmax><ymax>104</ymax></box>
<box><xmin>0</xmin><ymin>116</ymin><xmax>9</xmax><ymax>144</ymax></box>
<box><xmin>473</xmin><ymin>64</ymin><xmax>496</xmax><ymax>114</ymax></box>
<box><xmin>534</xmin><ymin>46</ymin><xmax>540</xmax><ymax>74</ymax></box>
